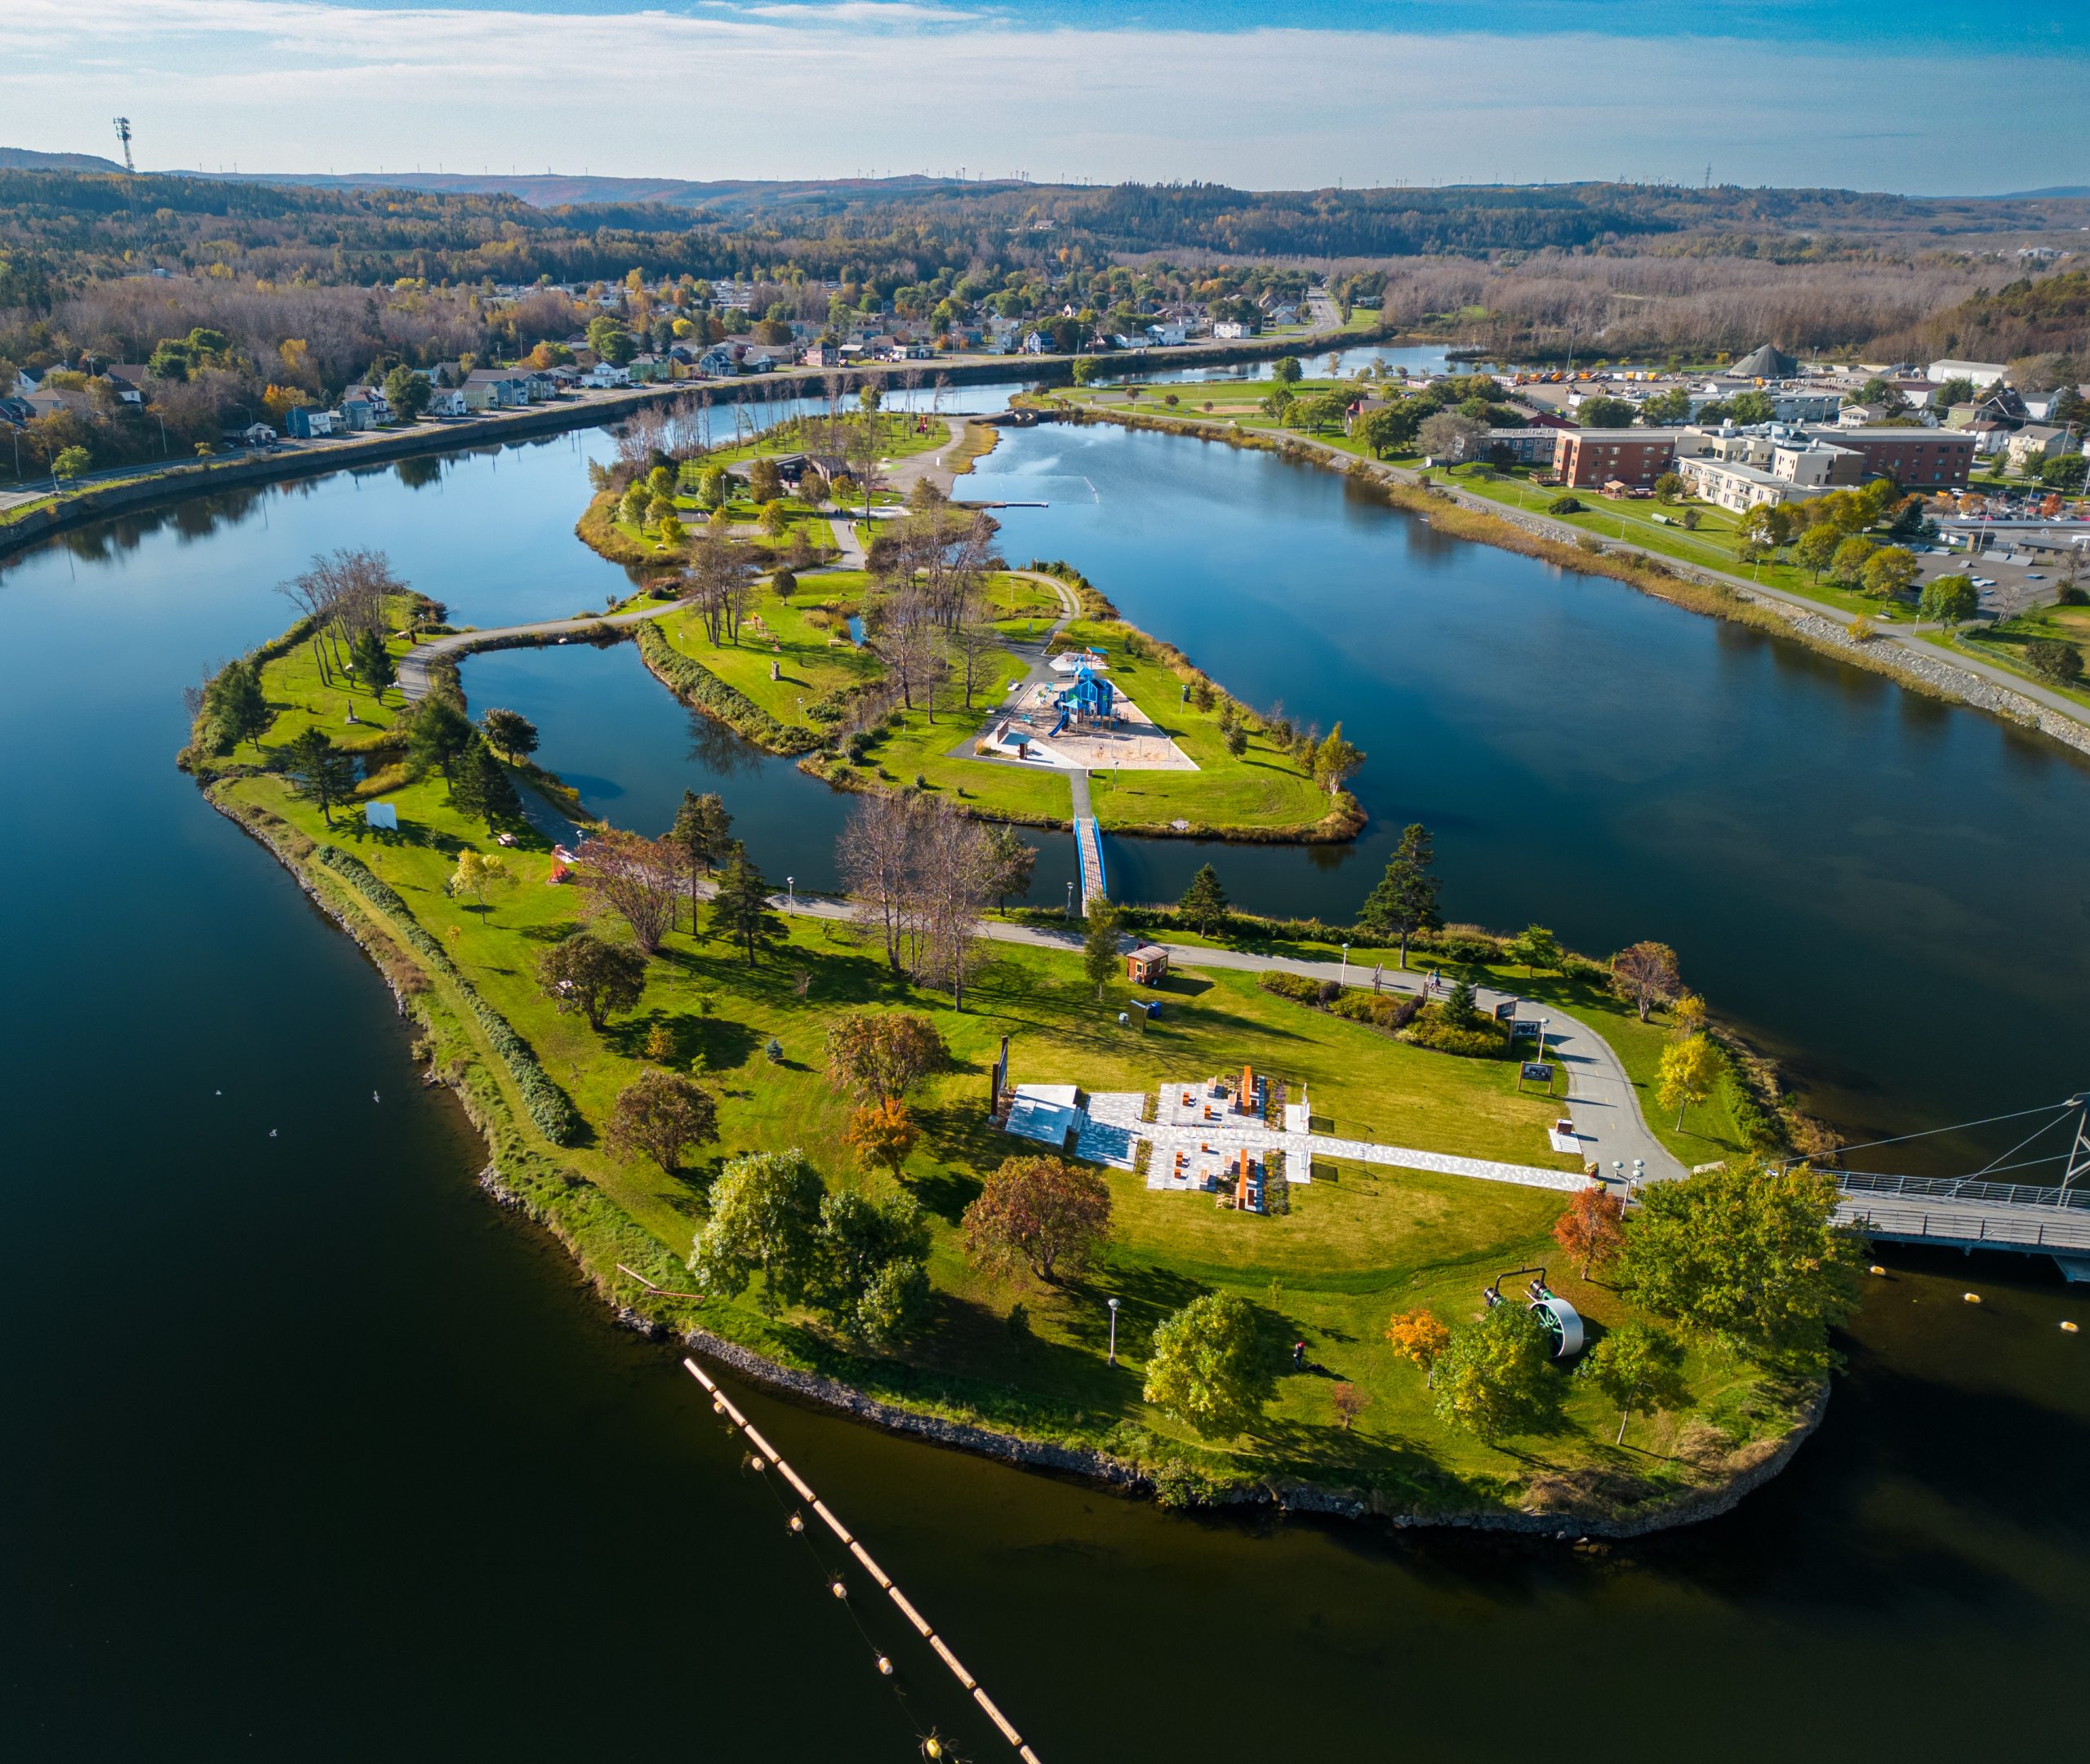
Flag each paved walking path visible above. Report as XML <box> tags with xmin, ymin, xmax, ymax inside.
<box><xmin>396</xmin><ymin>602</ymin><xmax>683</xmax><ymax>701</ymax></box>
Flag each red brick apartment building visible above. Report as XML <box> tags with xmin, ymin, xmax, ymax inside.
<box><xmin>1804</xmin><ymin>427</ymin><xmax>1977</xmax><ymax>491</ymax></box>
<box><xmin>1553</xmin><ymin>429</ymin><xmax>1676</xmax><ymax>488</ymax></box>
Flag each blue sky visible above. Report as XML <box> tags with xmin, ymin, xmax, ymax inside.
<box><xmin>6</xmin><ymin>1</ymin><xmax>2086</xmax><ymax>195</ymax></box>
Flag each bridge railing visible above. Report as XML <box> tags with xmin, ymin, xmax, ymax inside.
<box><xmin>1835</xmin><ymin>1201</ymin><xmax>2090</xmax><ymax>1253</ymax></box>
<box><xmin>1836</xmin><ymin>1171</ymin><xmax>2090</xmax><ymax>1212</ymax></box>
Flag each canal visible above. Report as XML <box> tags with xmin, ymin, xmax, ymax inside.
<box><xmin>1</xmin><ymin>414</ymin><xmax>2083</xmax><ymax>1758</ymax></box>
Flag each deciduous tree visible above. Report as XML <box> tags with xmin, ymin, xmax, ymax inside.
<box><xmin>1144</xmin><ymin>1292</ymin><xmax>1270</xmax><ymax>1438</ymax></box>
<box><xmin>606</xmin><ymin>1068</ymin><xmax>718</xmax><ymax>1173</ymax></box>
<box><xmin>480</xmin><ymin>707</ymin><xmax>538</xmax><ymax>761</ymax></box>
<box><xmin>450</xmin><ymin>848</ymin><xmax>511</xmax><ymax>918</ymax></box>
<box><xmin>1918</xmin><ymin>575</ymin><xmax>1978</xmax><ymax>629</ymax></box>
<box><xmin>1385</xmin><ymin>1307</ymin><xmax>1452</xmax><ymax>1386</ymax></box>
<box><xmin>961</xmin><ymin>1155</ymin><xmax>1114</xmax><ymax>1284</ymax></box>
<box><xmin>1331</xmin><ymin>1384</ymin><xmax>1368</xmax><ymax>1430</ymax></box>
<box><xmin>1617</xmin><ymin>1162</ymin><xmax>1863</xmax><ymax>1365</ymax></box>
<box><xmin>845</xmin><ymin>1098</ymin><xmax>920</xmax><ymax>1180</ymax></box>
<box><xmin>574</xmin><ymin>827</ymin><xmax>680</xmax><ymax>955</ymax></box>
<box><xmin>1610</xmin><ymin>940</ymin><xmax>1682</xmax><ymax>1021</ymax></box>
<box><xmin>687</xmin><ymin>1149</ymin><xmax>825</xmax><ymax>1313</ymax></box>
<box><xmin>1509</xmin><ymin>923</ymin><xmax>1563</xmax><ymax>977</ymax></box>
<box><xmin>1860</xmin><ymin>544</ymin><xmax>1919</xmax><ymax>598</ymax></box>
<box><xmin>1656</xmin><ymin>1033</ymin><xmax>1723</xmax><ymax>1131</ymax></box>
<box><xmin>536</xmin><ymin>931</ymin><xmax>647</xmax><ymax>1030</ymax></box>
<box><xmin>810</xmin><ymin>1189</ymin><xmax>932</xmax><ymax>1346</ymax></box>
<box><xmin>1313</xmin><ymin>722</ymin><xmax>1364</xmax><ymax>798</ymax></box>
<box><xmin>1552</xmin><ymin>1185</ymin><xmax>1626</xmax><ymax>1280</ymax></box>
<box><xmin>1432</xmin><ymin>1303</ymin><xmax>1560</xmax><ymax>1440</ymax></box>
<box><xmin>1581</xmin><ymin>1321</ymin><xmax>1692</xmax><ymax>1445</ymax></box>
<box><xmin>825</xmin><ymin>1012</ymin><xmax>949</xmax><ymax>1105</ymax></box>
<box><xmin>981</xmin><ymin>822</ymin><xmax>1037</xmax><ymax>916</ymax></box>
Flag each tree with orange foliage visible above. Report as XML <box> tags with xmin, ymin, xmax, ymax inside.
<box><xmin>1552</xmin><ymin>1184</ymin><xmax>1626</xmax><ymax>1280</ymax></box>
<box><xmin>845</xmin><ymin>1097</ymin><xmax>919</xmax><ymax>1181</ymax></box>
<box><xmin>1384</xmin><ymin>1308</ymin><xmax>1452</xmax><ymax>1387</ymax></box>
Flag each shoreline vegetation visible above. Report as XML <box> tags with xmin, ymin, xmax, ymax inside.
<box><xmin>175</xmin><ymin>582</ymin><xmax>1838</xmax><ymax>1536</ymax></box>
<box><xmin>1027</xmin><ymin>395</ymin><xmax>2090</xmax><ymax>765</ymax></box>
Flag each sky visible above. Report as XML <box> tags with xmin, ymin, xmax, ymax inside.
<box><xmin>5</xmin><ymin>0</ymin><xmax>2087</xmax><ymax>196</ymax></box>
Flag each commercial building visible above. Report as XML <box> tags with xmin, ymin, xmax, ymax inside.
<box><xmin>1806</xmin><ymin>425</ymin><xmax>1976</xmax><ymax>490</ymax></box>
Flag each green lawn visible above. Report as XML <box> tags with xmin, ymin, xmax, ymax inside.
<box><xmin>1932</xmin><ymin>601</ymin><xmax>2090</xmax><ymax>709</ymax></box>
<box><xmin>216</xmin><ymin>685</ymin><xmax>1784</xmax><ymax>1502</ymax></box>
<box><xmin>843</xmin><ymin>611</ymin><xmax>1340</xmax><ymax>835</ymax></box>
<box><xmin>656</xmin><ymin>569</ymin><xmax>884</xmax><ymax>730</ymax></box>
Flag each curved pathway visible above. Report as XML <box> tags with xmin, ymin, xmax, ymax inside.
<box><xmin>397</xmin><ymin>602</ymin><xmax>683</xmax><ymax>702</ymax></box>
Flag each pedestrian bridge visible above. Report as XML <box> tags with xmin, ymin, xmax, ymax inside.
<box><xmin>1834</xmin><ymin>1171</ymin><xmax>2090</xmax><ymax>1280</ymax></box>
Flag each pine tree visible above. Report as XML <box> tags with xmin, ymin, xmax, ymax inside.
<box><xmin>1358</xmin><ymin>824</ymin><xmax>1442</xmax><ymax>969</ymax></box>
<box><xmin>449</xmin><ymin>735</ymin><xmax>520</xmax><ymax>829</ymax></box>
<box><xmin>1082</xmin><ymin>896</ymin><xmax>1121</xmax><ymax>1000</ymax></box>
<box><xmin>1177</xmin><ymin>863</ymin><xmax>1230</xmax><ymax>936</ymax></box>
<box><xmin>708</xmin><ymin>843</ymin><xmax>785</xmax><ymax>966</ymax></box>
<box><xmin>279</xmin><ymin>726</ymin><xmax>358</xmax><ymax>825</ymax></box>
<box><xmin>208</xmin><ymin>659</ymin><xmax>271</xmax><ymax>753</ymax></box>
<box><xmin>349</xmin><ymin>626</ymin><xmax>396</xmax><ymax>700</ymax></box>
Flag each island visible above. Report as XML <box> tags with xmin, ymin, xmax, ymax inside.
<box><xmin>176</xmin><ymin>535</ymin><xmax>1849</xmax><ymax>1536</ymax></box>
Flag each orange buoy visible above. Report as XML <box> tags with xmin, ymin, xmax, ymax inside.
<box><xmin>2062</xmin><ymin>1321</ymin><xmax>2079</xmax><ymax>1334</ymax></box>
<box><xmin>1963</xmin><ymin>1292</ymin><xmax>1982</xmax><ymax>1304</ymax></box>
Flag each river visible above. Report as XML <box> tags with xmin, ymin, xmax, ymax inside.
<box><xmin>1</xmin><ymin>412</ymin><xmax>2084</xmax><ymax>1759</ymax></box>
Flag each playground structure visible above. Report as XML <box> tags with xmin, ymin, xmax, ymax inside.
<box><xmin>976</xmin><ymin>670</ymin><xmax>1194</xmax><ymax>773</ymax></box>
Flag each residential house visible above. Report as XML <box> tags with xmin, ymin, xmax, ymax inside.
<box><xmin>425</xmin><ymin>388</ymin><xmax>468</xmax><ymax>419</ymax></box>
<box><xmin>696</xmin><ymin>344</ymin><xmax>740</xmax><ymax>376</ymax></box>
<box><xmin>2004</xmin><ymin>424</ymin><xmax>2079</xmax><ymax>473</ymax></box>
<box><xmin>1212</xmin><ymin>320</ymin><xmax>1259</xmax><ymax>340</ymax></box>
<box><xmin>1021</xmin><ymin>331</ymin><xmax>1051</xmax><ymax>354</ymax></box>
<box><xmin>801</xmin><ymin>341</ymin><xmax>843</xmax><ymax>368</ymax></box>
<box><xmin>1144</xmin><ymin>322</ymin><xmax>1187</xmax><ymax>348</ymax></box>
<box><xmin>463</xmin><ymin>368</ymin><xmax>530</xmax><ymax>409</ymax></box>
<box><xmin>103</xmin><ymin>364</ymin><xmax>149</xmax><ymax>406</ymax></box>
<box><xmin>284</xmin><ymin>406</ymin><xmax>336</xmax><ymax>438</ymax></box>
<box><xmin>337</xmin><ymin>390</ymin><xmax>381</xmax><ymax>430</ymax></box>
<box><xmin>627</xmin><ymin>355</ymin><xmax>671</xmax><ymax>384</ymax></box>
<box><xmin>523</xmin><ymin>370</ymin><xmax>560</xmax><ymax>401</ymax></box>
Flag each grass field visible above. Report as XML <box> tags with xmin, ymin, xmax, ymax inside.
<box><xmin>1937</xmin><ymin>602</ymin><xmax>2090</xmax><ymax>709</ymax></box>
<box><xmin>840</xmin><ymin>608</ymin><xmax>1343</xmax><ymax>835</ymax></box>
<box><xmin>213</xmin><ymin>690</ymin><xmax>1787</xmax><ymax>1504</ymax></box>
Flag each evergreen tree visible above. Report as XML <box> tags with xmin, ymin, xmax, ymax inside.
<box><xmin>1177</xmin><ymin>863</ymin><xmax>1230</xmax><ymax>936</ymax></box>
<box><xmin>669</xmin><ymin>789</ymin><xmax>733</xmax><ymax>873</ymax></box>
<box><xmin>207</xmin><ymin>658</ymin><xmax>271</xmax><ymax>752</ymax></box>
<box><xmin>349</xmin><ymin>626</ymin><xmax>396</xmax><ymax>700</ymax></box>
<box><xmin>278</xmin><ymin>726</ymin><xmax>358</xmax><ymax>825</ymax></box>
<box><xmin>1082</xmin><ymin>895</ymin><xmax>1122</xmax><ymax>1000</ymax></box>
<box><xmin>1357</xmin><ymin>823</ymin><xmax>1442</xmax><ymax>968</ymax></box>
<box><xmin>449</xmin><ymin>735</ymin><xmax>521</xmax><ymax>829</ymax></box>
<box><xmin>403</xmin><ymin>695</ymin><xmax>474</xmax><ymax>781</ymax></box>
<box><xmin>708</xmin><ymin>842</ymin><xmax>785</xmax><ymax>966</ymax></box>
<box><xmin>481</xmin><ymin>707</ymin><xmax>539</xmax><ymax>761</ymax></box>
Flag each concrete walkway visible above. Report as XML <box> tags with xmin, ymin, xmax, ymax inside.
<box><xmin>647</xmin><ymin>859</ymin><xmax>1679</xmax><ymax>1183</ymax></box>
<box><xmin>397</xmin><ymin>602</ymin><xmax>683</xmax><ymax>701</ymax></box>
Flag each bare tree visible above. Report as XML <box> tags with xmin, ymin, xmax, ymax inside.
<box><xmin>838</xmin><ymin>793</ymin><xmax>923</xmax><ymax>975</ymax></box>
<box><xmin>914</xmin><ymin>803</ymin><xmax>996</xmax><ymax>1011</ymax></box>
<box><xmin>685</xmin><ymin>521</ymin><xmax>755</xmax><ymax>647</ymax></box>
<box><xmin>573</xmin><ymin>829</ymin><xmax>680</xmax><ymax>955</ymax></box>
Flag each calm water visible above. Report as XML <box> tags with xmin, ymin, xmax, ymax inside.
<box><xmin>3</xmin><ymin>417</ymin><xmax>2087</xmax><ymax>1759</ymax></box>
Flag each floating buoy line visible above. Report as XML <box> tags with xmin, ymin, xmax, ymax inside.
<box><xmin>683</xmin><ymin>1357</ymin><xmax>1043</xmax><ymax>1763</ymax></box>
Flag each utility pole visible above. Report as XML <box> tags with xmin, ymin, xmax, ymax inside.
<box><xmin>113</xmin><ymin>117</ymin><xmax>135</xmax><ymax>174</ymax></box>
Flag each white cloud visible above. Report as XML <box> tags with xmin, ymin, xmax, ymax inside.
<box><xmin>0</xmin><ymin>0</ymin><xmax>2056</xmax><ymax>193</ymax></box>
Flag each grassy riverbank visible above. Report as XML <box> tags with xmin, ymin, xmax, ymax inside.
<box><xmin>180</xmin><ymin>605</ymin><xmax>1811</xmax><ymax>1525</ymax></box>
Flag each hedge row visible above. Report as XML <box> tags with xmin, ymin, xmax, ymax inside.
<box><xmin>316</xmin><ymin>844</ymin><xmax>582</xmax><ymax>1144</ymax></box>
<box><xmin>1257</xmin><ymin>971</ymin><xmax>1430</xmax><ymax>1038</ymax></box>
<box><xmin>633</xmin><ymin>620</ymin><xmax>825</xmax><ymax>755</ymax></box>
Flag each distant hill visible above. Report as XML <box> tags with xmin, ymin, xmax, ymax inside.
<box><xmin>0</xmin><ymin>146</ymin><xmax>127</xmax><ymax>173</ymax></box>
<box><xmin>1990</xmin><ymin>186</ymin><xmax>2090</xmax><ymax>199</ymax></box>
<box><xmin>174</xmin><ymin>169</ymin><xmax>1009</xmax><ymax>215</ymax></box>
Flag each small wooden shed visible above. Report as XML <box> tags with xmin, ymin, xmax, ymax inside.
<box><xmin>1126</xmin><ymin>944</ymin><xmax>1169</xmax><ymax>985</ymax></box>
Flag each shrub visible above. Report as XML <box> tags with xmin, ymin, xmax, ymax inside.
<box><xmin>1547</xmin><ymin>495</ymin><xmax>1585</xmax><ymax>515</ymax></box>
<box><xmin>316</xmin><ymin>846</ymin><xmax>580</xmax><ymax>1143</ymax></box>
<box><xmin>1576</xmin><ymin>535</ymin><xmax>1606</xmax><ymax>555</ymax></box>
<box><xmin>1437</xmin><ymin>934</ymin><xmax>1502</xmax><ymax>963</ymax></box>
<box><xmin>1256</xmin><ymin>971</ymin><xmax>1323</xmax><ymax>1003</ymax></box>
<box><xmin>1403</xmin><ymin>1003</ymin><xmax>1511</xmax><ymax>1059</ymax></box>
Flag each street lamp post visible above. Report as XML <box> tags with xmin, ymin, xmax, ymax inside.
<box><xmin>1539</xmin><ymin>1016</ymin><xmax>1550</xmax><ymax>1060</ymax></box>
<box><xmin>786</xmin><ymin>875</ymin><xmax>794</xmax><ymax>906</ymax></box>
<box><xmin>1340</xmin><ymin>942</ymin><xmax>1350</xmax><ymax>986</ymax></box>
<box><xmin>1107</xmin><ymin>1297</ymin><xmax>1120</xmax><ymax>1366</ymax></box>
<box><xmin>1065</xmin><ymin>879</ymin><xmax>1073</xmax><ymax>919</ymax></box>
